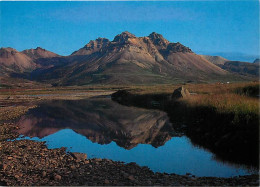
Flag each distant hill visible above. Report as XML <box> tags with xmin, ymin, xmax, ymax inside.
<box><xmin>198</xmin><ymin>52</ymin><xmax>259</xmax><ymax>62</ymax></box>
<box><xmin>218</xmin><ymin>61</ymin><xmax>259</xmax><ymax>77</ymax></box>
<box><xmin>201</xmin><ymin>54</ymin><xmax>259</xmax><ymax>77</ymax></box>
<box><xmin>200</xmin><ymin>55</ymin><xmax>228</xmax><ymax>65</ymax></box>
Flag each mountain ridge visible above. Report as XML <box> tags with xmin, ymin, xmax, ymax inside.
<box><xmin>1</xmin><ymin>31</ymin><xmax>258</xmax><ymax>86</ymax></box>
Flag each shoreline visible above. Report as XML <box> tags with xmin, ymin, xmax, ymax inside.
<box><xmin>0</xmin><ymin>119</ymin><xmax>259</xmax><ymax>186</ymax></box>
<box><xmin>0</xmin><ymin>87</ymin><xmax>259</xmax><ymax>186</ymax></box>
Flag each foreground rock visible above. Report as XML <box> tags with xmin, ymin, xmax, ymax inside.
<box><xmin>0</xmin><ymin>123</ymin><xmax>259</xmax><ymax>186</ymax></box>
<box><xmin>172</xmin><ymin>86</ymin><xmax>190</xmax><ymax>99</ymax></box>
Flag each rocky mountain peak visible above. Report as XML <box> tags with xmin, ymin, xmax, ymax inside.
<box><xmin>72</xmin><ymin>37</ymin><xmax>110</xmax><ymax>56</ymax></box>
<box><xmin>166</xmin><ymin>42</ymin><xmax>192</xmax><ymax>53</ymax></box>
<box><xmin>22</xmin><ymin>47</ymin><xmax>59</xmax><ymax>59</ymax></box>
<box><xmin>113</xmin><ymin>31</ymin><xmax>136</xmax><ymax>43</ymax></box>
<box><xmin>85</xmin><ymin>38</ymin><xmax>110</xmax><ymax>49</ymax></box>
<box><xmin>148</xmin><ymin>32</ymin><xmax>170</xmax><ymax>50</ymax></box>
<box><xmin>35</xmin><ymin>47</ymin><xmax>46</xmax><ymax>51</ymax></box>
<box><xmin>0</xmin><ymin>47</ymin><xmax>19</xmax><ymax>57</ymax></box>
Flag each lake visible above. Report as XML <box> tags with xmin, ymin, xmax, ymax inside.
<box><xmin>15</xmin><ymin>98</ymin><xmax>256</xmax><ymax>177</ymax></box>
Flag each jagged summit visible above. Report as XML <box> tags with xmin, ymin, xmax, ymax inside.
<box><xmin>22</xmin><ymin>47</ymin><xmax>59</xmax><ymax>59</ymax></box>
<box><xmin>71</xmin><ymin>37</ymin><xmax>110</xmax><ymax>56</ymax></box>
<box><xmin>148</xmin><ymin>32</ymin><xmax>170</xmax><ymax>49</ymax></box>
<box><xmin>113</xmin><ymin>31</ymin><xmax>136</xmax><ymax>43</ymax></box>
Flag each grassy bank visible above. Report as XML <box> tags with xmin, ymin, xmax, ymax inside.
<box><xmin>111</xmin><ymin>82</ymin><xmax>259</xmax><ymax>167</ymax></box>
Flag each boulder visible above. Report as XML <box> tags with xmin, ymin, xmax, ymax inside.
<box><xmin>171</xmin><ymin>86</ymin><xmax>190</xmax><ymax>99</ymax></box>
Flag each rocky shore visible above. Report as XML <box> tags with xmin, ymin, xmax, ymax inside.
<box><xmin>0</xmin><ymin>122</ymin><xmax>259</xmax><ymax>186</ymax></box>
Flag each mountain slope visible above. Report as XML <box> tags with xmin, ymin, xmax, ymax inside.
<box><xmin>0</xmin><ymin>47</ymin><xmax>35</xmax><ymax>73</ymax></box>
<box><xmin>32</xmin><ymin>32</ymin><xmax>231</xmax><ymax>85</ymax></box>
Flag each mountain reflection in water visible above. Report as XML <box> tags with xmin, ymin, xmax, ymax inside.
<box><xmin>15</xmin><ymin>98</ymin><xmax>256</xmax><ymax>177</ymax></box>
<box><xmin>17</xmin><ymin>98</ymin><xmax>181</xmax><ymax>149</ymax></box>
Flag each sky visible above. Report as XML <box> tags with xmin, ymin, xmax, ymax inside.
<box><xmin>0</xmin><ymin>1</ymin><xmax>259</xmax><ymax>58</ymax></box>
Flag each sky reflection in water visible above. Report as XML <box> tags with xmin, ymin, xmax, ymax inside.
<box><xmin>16</xmin><ymin>98</ymin><xmax>255</xmax><ymax>177</ymax></box>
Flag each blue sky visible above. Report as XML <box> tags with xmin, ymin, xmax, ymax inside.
<box><xmin>0</xmin><ymin>1</ymin><xmax>259</xmax><ymax>58</ymax></box>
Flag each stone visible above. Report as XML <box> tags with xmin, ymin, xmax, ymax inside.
<box><xmin>42</xmin><ymin>171</ymin><xmax>47</xmax><ymax>177</ymax></box>
<box><xmin>171</xmin><ymin>86</ymin><xmax>190</xmax><ymax>99</ymax></box>
<box><xmin>54</xmin><ymin>174</ymin><xmax>62</xmax><ymax>180</ymax></box>
<box><xmin>104</xmin><ymin>179</ymin><xmax>110</xmax><ymax>184</ymax></box>
<box><xmin>84</xmin><ymin>160</ymin><xmax>90</xmax><ymax>164</ymax></box>
<box><xmin>70</xmin><ymin>152</ymin><xmax>87</xmax><ymax>161</ymax></box>
<box><xmin>128</xmin><ymin>175</ymin><xmax>135</xmax><ymax>181</ymax></box>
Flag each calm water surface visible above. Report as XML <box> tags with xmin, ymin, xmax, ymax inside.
<box><xmin>15</xmin><ymin>98</ymin><xmax>256</xmax><ymax>177</ymax></box>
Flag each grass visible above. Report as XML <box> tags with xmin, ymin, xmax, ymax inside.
<box><xmin>124</xmin><ymin>82</ymin><xmax>259</xmax><ymax>116</ymax></box>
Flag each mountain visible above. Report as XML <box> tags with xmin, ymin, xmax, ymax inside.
<box><xmin>22</xmin><ymin>47</ymin><xmax>59</xmax><ymax>59</ymax></box>
<box><xmin>0</xmin><ymin>47</ymin><xmax>36</xmax><ymax>73</ymax></box>
<box><xmin>200</xmin><ymin>55</ymin><xmax>228</xmax><ymax>65</ymax></box>
<box><xmin>1</xmin><ymin>32</ymin><xmax>256</xmax><ymax>86</ymax></box>
<box><xmin>0</xmin><ymin>47</ymin><xmax>61</xmax><ymax>77</ymax></box>
<box><xmin>32</xmin><ymin>31</ymin><xmax>232</xmax><ymax>86</ymax></box>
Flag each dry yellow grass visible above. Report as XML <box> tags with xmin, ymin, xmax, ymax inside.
<box><xmin>182</xmin><ymin>93</ymin><xmax>259</xmax><ymax>115</ymax></box>
<box><xmin>126</xmin><ymin>82</ymin><xmax>259</xmax><ymax>115</ymax></box>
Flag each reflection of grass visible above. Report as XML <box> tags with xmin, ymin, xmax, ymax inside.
<box><xmin>112</xmin><ymin>81</ymin><xmax>260</xmax><ymax>167</ymax></box>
